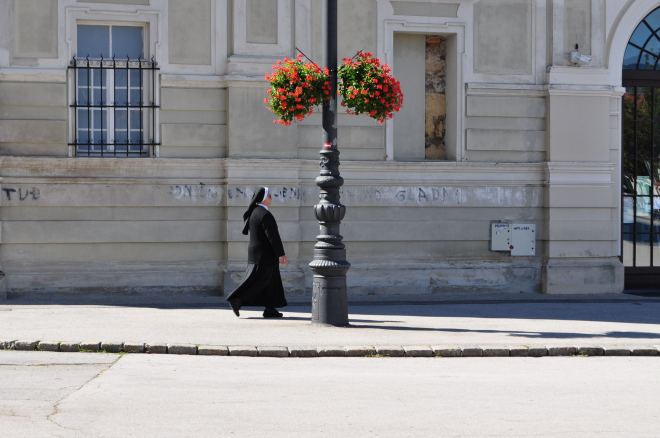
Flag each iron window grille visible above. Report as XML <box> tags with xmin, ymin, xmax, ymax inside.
<box><xmin>68</xmin><ymin>55</ymin><xmax>160</xmax><ymax>157</ymax></box>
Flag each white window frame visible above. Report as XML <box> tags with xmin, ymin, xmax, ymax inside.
<box><xmin>66</xmin><ymin>6</ymin><xmax>161</xmax><ymax>157</ymax></box>
<box><xmin>75</xmin><ymin>23</ymin><xmax>148</xmax><ymax>155</ymax></box>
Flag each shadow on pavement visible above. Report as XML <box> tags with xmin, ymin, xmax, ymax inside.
<box><xmin>346</xmin><ymin>324</ymin><xmax>660</xmax><ymax>339</ymax></box>
<box><xmin>4</xmin><ymin>293</ymin><xmax>660</xmax><ymax>327</ymax></box>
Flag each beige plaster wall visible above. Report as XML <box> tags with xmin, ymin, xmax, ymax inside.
<box><xmin>547</xmin><ymin>94</ymin><xmax>610</xmax><ymax>162</ymax></box>
<box><xmin>246</xmin><ymin>0</ymin><xmax>278</xmax><ymax>44</ymax></box>
<box><xmin>77</xmin><ymin>0</ymin><xmax>150</xmax><ymax>4</ymax></box>
<box><xmin>221</xmin><ymin>160</ymin><xmax>548</xmax><ymax>297</ymax></box>
<box><xmin>13</xmin><ymin>0</ymin><xmax>58</xmax><ymax>59</ymax></box>
<box><xmin>473</xmin><ymin>0</ymin><xmax>533</xmax><ymax>75</ymax></box>
<box><xmin>393</xmin><ymin>33</ymin><xmax>426</xmax><ymax>161</ymax></box>
<box><xmin>160</xmin><ymin>87</ymin><xmax>228</xmax><ymax>158</ymax></box>
<box><xmin>465</xmin><ymin>92</ymin><xmax>547</xmax><ymax>162</ymax></box>
<box><xmin>0</xmin><ymin>158</ymin><xmax>226</xmax><ymax>294</ymax></box>
<box><xmin>338</xmin><ymin>0</ymin><xmax>378</xmax><ymax>61</ymax></box>
<box><xmin>0</xmin><ymin>82</ymin><xmax>67</xmax><ymax>156</ymax></box>
<box><xmin>564</xmin><ymin>0</ymin><xmax>592</xmax><ymax>55</ymax></box>
<box><xmin>168</xmin><ymin>0</ymin><xmax>213</xmax><ymax>65</ymax></box>
<box><xmin>228</xmin><ymin>86</ymin><xmax>297</xmax><ymax>158</ymax></box>
<box><xmin>0</xmin><ymin>0</ymin><xmax>629</xmax><ymax>297</ymax></box>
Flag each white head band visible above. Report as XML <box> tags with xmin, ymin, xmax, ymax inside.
<box><xmin>261</xmin><ymin>187</ymin><xmax>269</xmax><ymax>202</ymax></box>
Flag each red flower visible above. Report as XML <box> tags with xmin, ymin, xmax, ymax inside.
<box><xmin>336</xmin><ymin>51</ymin><xmax>404</xmax><ymax>123</ymax></box>
<box><xmin>265</xmin><ymin>55</ymin><xmax>331</xmax><ymax>125</ymax></box>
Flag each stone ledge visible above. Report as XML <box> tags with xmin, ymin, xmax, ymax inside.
<box><xmin>101</xmin><ymin>342</ymin><xmax>124</xmax><ymax>354</ymax></box>
<box><xmin>123</xmin><ymin>343</ymin><xmax>146</xmax><ymax>354</ymax></box>
<box><xmin>288</xmin><ymin>347</ymin><xmax>317</xmax><ymax>358</ymax></box>
<box><xmin>2</xmin><ymin>342</ymin><xmax>658</xmax><ymax>357</ymax></box>
<box><xmin>228</xmin><ymin>346</ymin><xmax>258</xmax><ymax>357</ymax></box>
<box><xmin>59</xmin><ymin>342</ymin><xmax>80</xmax><ymax>352</ymax></box>
<box><xmin>258</xmin><ymin>347</ymin><xmax>289</xmax><ymax>358</ymax></box>
<box><xmin>167</xmin><ymin>344</ymin><xmax>197</xmax><ymax>355</ymax></box>
<box><xmin>80</xmin><ymin>342</ymin><xmax>101</xmax><ymax>352</ymax></box>
<box><xmin>37</xmin><ymin>341</ymin><xmax>60</xmax><ymax>352</ymax></box>
<box><xmin>375</xmin><ymin>345</ymin><xmax>405</xmax><ymax>357</ymax></box>
<box><xmin>14</xmin><ymin>340</ymin><xmax>39</xmax><ymax>351</ymax></box>
<box><xmin>198</xmin><ymin>345</ymin><xmax>229</xmax><ymax>356</ymax></box>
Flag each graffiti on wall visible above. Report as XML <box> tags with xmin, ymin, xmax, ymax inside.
<box><xmin>2</xmin><ymin>187</ymin><xmax>40</xmax><ymax>202</ymax></box>
<box><xmin>227</xmin><ymin>186</ymin><xmax>301</xmax><ymax>202</ymax></box>
<box><xmin>170</xmin><ymin>184</ymin><xmax>221</xmax><ymax>203</ymax></box>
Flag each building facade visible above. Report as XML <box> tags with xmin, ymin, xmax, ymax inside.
<box><xmin>0</xmin><ymin>0</ymin><xmax>655</xmax><ymax>299</ymax></box>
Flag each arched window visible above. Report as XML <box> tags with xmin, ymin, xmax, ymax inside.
<box><xmin>624</xmin><ymin>8</ymin><xmax>660</xmax><ymax>71</ymax></box>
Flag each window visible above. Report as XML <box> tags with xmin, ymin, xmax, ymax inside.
<box><xmin>69</xmin><ymin>24</ymin><xmax>159</xmax><ymax>157</ymax></box>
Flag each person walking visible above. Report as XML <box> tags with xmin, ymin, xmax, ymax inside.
<box><xmin>226</xmin><ymin>187</ymin><xmax>288</xmax><ymax>318</ymax></box>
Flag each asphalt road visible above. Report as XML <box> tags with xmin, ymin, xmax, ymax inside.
<box><xmin>1</xmin><ymin>351</ymin><xmax>659</xmax><ymax>437</ymax></box>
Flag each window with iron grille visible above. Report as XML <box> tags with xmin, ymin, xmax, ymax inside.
<box><xmin>69</xmin><ymin>24</ymin><xmax>159</xmax><ymax>157</ymax></box>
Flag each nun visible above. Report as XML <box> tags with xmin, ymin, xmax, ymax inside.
<box><xmin>226</xmin><ymin>187</ymin><xmax>288</xmax><ymax>318</ymax></box>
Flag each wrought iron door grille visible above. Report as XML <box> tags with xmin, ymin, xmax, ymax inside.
<box><xmin>68</xmin><ymin>55</ymin><xmax>160</xmax><ymax>157</ymax></box>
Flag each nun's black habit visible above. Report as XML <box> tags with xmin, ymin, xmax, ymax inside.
<box><xmin>226</xmin><ymin>187</ymin><xmax>287</xmax><ymax>316</ymax></box>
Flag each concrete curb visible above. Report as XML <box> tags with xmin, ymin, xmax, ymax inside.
<box><xmin>1</xmin><ymin>340</ymin><xmax>659</xmax><ymax>357</ymax></box>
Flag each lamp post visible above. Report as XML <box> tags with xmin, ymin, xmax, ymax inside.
<box><xmin>309</xmin><ymin>0</ymin><xmax>350</xmax><ymax>326</ymax></box>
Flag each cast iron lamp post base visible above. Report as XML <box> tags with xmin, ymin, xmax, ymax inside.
<box><xmin>309</xmin><ymin>0</ymin><xmax>350</xmax><ymax>327</ymax></box>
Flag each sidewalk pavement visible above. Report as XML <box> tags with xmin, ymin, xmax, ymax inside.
<box><xmin>1</xmin><ymin>292</ymin><xmax>660</xmax><ymax>356</ymax></box>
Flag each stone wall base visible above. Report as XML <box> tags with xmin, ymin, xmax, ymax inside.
<box><xmin>541</xmin><ymin>257</ymin><xmax>624</xmax><ymax>295</ymax></box>
<box><xmin>3</xmin><ymin>261</ymin><xmax>225</xmax><ymax>297</ymax></box>
<box><xmin>224</xmin><ymin>260</ymin><xmax>543</xmax><ymax>300</ymax></box>
<box><xmin>4</xmin><ymin>259</ymin><xmax>626</xmax><ymax>299</ymax></box>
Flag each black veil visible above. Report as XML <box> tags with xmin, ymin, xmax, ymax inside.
<box><xmin>242</xmin><ymin>187</ymin><xmax>266</xmax><ymax>235</ymax></box>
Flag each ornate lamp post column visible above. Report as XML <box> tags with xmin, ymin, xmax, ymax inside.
<box><xmin>309</xmin><ymin>0</ymin><xmax>350</xmax><ymax>326</ymax></box>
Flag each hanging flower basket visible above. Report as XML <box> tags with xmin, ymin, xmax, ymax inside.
<box><xmin>338</xmin><ymin>51</ymin><xmax>403</xmax><ymax>124</ymax></box>
<box><xmin>265</xmin><ymin>54</ymin><xmax>331</xmax><ymax>126</ymax></box>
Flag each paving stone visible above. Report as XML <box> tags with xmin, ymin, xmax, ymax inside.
<box><xmin>59</xmin><ymin>342</ymin><xmax>80</xmax><ymax>352</ymax></box>
<box><xmin>228</xmin><ymin>346</ymin><xmax>258</xmax><ymax>357</ymax></box>
<box><xmin>288</xmin><ymin>347</ymin><xmax>317</xmax><ymax>358</ymax></box>
<box><xmin>146</xmin><ymin>343</ymin><xmax>168</xmax><ymax>354</ymax></box>
<box><xmin>603</xmin><ymin>346</ymin><xmax>631</xmax><ymax>356</ymax></box>
<box><xmin>345</xmin><ymin>346</ymin><xmax>376</xmax><ymax>357</ymax></box>
<box><xmin>548</xmin><ymin>346</ymin><xmax>577</xmax><ymax>356</ymax></box>
<box><xmin>509</xmin><ymin>346</ymin><xmax>531</xmax><ymax>357</ymax></box>
<box><xmin>317</xmin><ymin>347</ymin><xmax>346</xmax><ymax>357</ymax></box>
<box><xmin>79</xmin><ymin>342</ymin><xmax>101</xmax><ymax>352</ymax></box>
<box><xmin>528</xmin><ymin>347</ymin><xmax>548</xmax><ymax>357</ymax></box>
<box><xmin>482</xmin><ymin>346</ymin><xmax>509</xmax><ymax>357</ymax></box>
<box><xmin>15</xmin><ymin>340</ymin><xmax>39</xmax><ymax>351</ymax></box>
<box><xmin>431</xmin><ymin>345</ymin><xmax>462</xmax><ymax>357</ymax></box>
<box><xmin>258</xmin><ymin>347</ymin><xmax>289</xmax><ymax>358</ymax></box>
<box><xmin>631</xmin><ymin>346</ymin><xmax>659</xmax><ymax>356</ymax></box>
<box><xmin>101</xmin><ymin>342</ymin><xmax>123</xmax><ymax>353</ymax></box>
<box><xmin>577</xmin><ymin>346</ymin><xmax>604</xmax><ymax>356</ymax></box>
<box><xmin>198</xmin><ymin>345</ymin><xmax>229</xmax><ymax>356</ymax></box>
<box><xmin>374</xmin><ymin>345</ymin><xmax>405</xmax><ymax>357</ymax></box>
<box><xmin>167</xmin><ymin>344</ymin><xmax>197</xmax><ymax>355</ymax></box>
<box><xmin>37</xmin><ymin>341</ymin><xmax>59</xmax><ymax>352</ymax></box>
<box><xmin>403</xmin><ymin>346</ymin><xmax>433</xmax><ymax>357</ymax></box>
<box><xmin>462</xmin><ymin>347</ymin><xmax>483</xmax><ymax>357</ymax></box>
<box><xmin>123</xmin><ymin>342</ymin><xmax>145</xmax><ymax>353</ymax></box>
<box><xmin>0</xmin><ymin>340</ymin><xmax>15</xmax><ymax>350</ymax></box>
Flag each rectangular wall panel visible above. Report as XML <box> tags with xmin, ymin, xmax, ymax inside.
<box><xmin>168</xmin><ymin>0</ymin><xmax>212</xmax><ymax>65</ymax></box>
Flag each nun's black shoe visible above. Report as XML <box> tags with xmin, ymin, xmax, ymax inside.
<box><xmin>227</xmin><ymin>298</ymin><xmax>241</xmax><ymax>317</ymax></box>
<box><xmin>263</xmin><ymin>308</ymin><xmax>283</xmax><ymax>318</ymax></box>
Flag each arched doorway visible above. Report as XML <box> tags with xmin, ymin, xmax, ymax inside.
<box><xmin>622</xmin><ymin>7</ymin><xmax>660</xmax><ymax>288</ymax></box>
